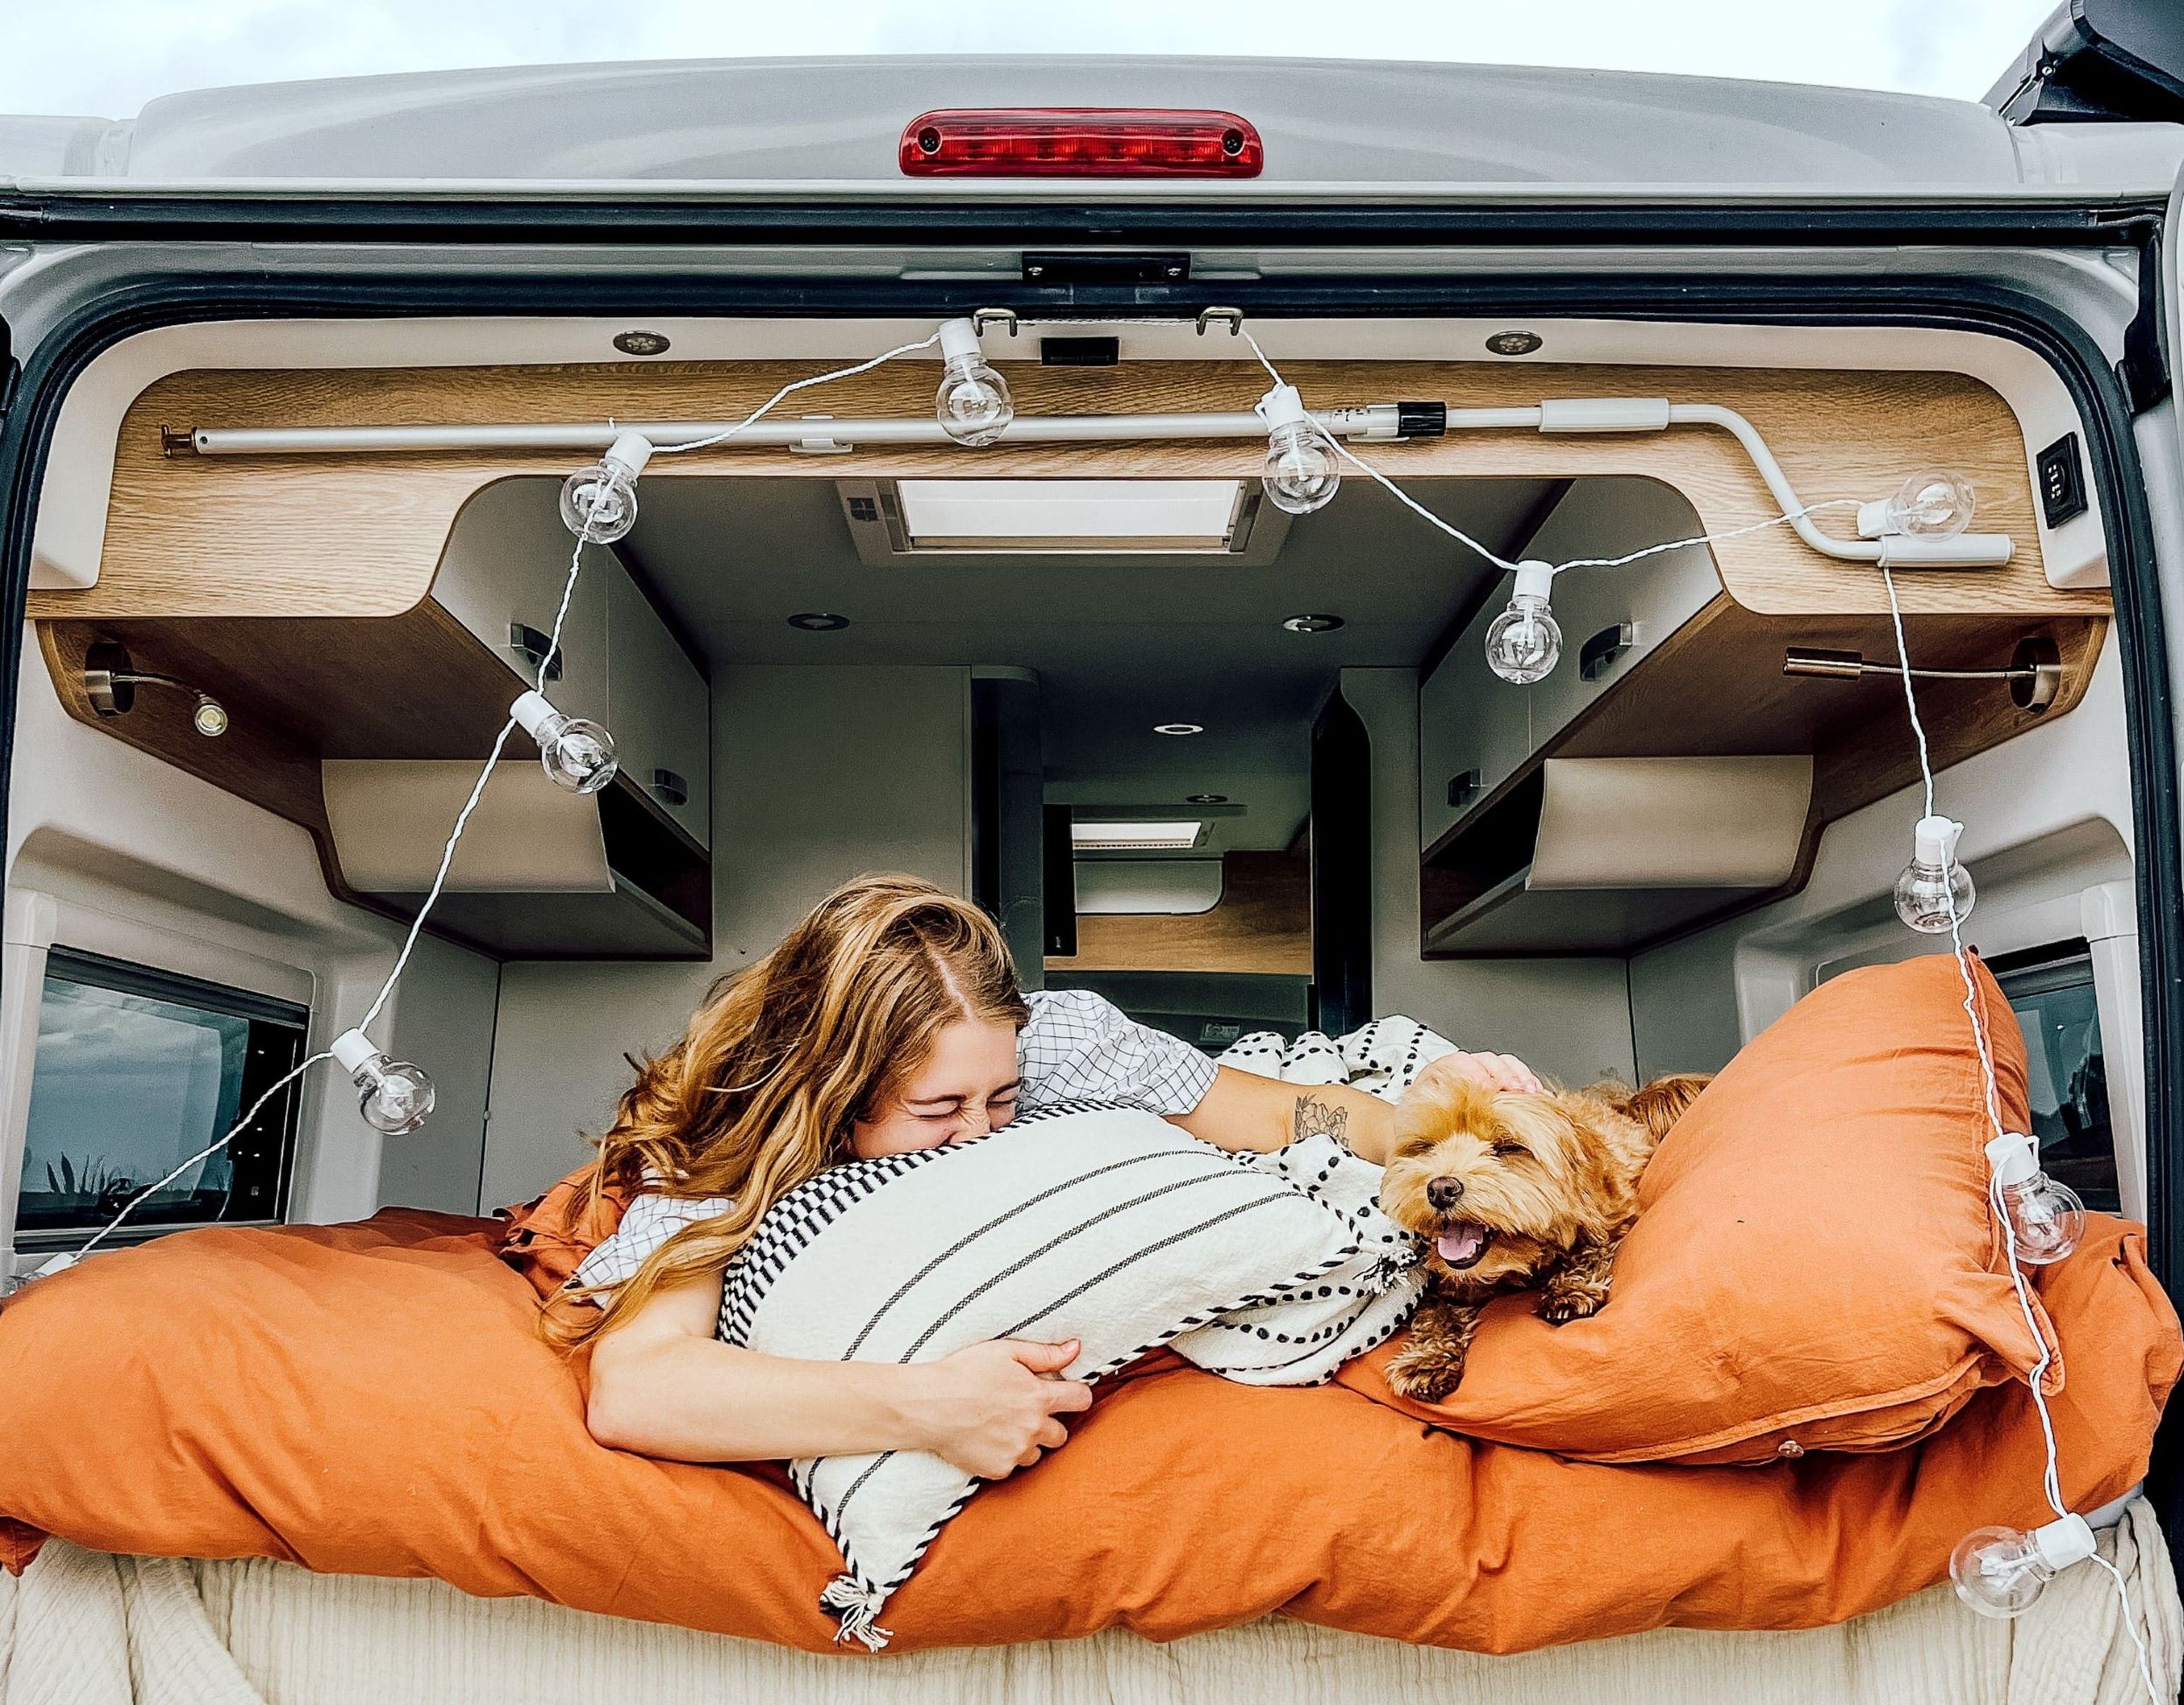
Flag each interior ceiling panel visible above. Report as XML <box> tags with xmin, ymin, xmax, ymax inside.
<box><xmin>610</xmin><ymin>474</ymin><xmax>1561</xmax><ymax>851</ymax></box>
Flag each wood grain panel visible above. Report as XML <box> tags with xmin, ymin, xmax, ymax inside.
<box><xmin>35</xmin><ymin>358</ymin><xmax>2103</xmax><ymax>623</ymax></box>
<box><xmin>1047</xmin><ymin>851</ymin><xmax>1311</xmax><ymax>975</ymax></box>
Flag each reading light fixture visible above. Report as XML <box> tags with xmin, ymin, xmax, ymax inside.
<box><xmin>81</xmin><ymin>640</ymin><xmax>230</xmax><ymax>738</ymax></box>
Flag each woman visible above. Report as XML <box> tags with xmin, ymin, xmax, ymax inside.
<box><xmin>561</xmin><ymin>874</ymin><xmax>1537</xmax><ymax>1482</ymax></box>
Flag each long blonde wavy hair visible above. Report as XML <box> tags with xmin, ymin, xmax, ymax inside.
<box><xmin>544</xmin><ymin>874</ymin><xmax>1028</xmax><ymax>1348</ymax></box>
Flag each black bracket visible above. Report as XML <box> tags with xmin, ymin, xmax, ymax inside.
<box><xmin>1021</xmin><ymin>252</ymin><xmax>1190</xmax><ymax>285</ymax></box>
<box><xmin>2119</xmin><ymin>223</ymin><xmax>2171</xmax><ymax>416</ymax></box>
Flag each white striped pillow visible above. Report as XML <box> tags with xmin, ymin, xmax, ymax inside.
<box><xmin>721</xmin><ymin>1103</ymin><xmax>1414</xmax><ymax>1649</ymax></box>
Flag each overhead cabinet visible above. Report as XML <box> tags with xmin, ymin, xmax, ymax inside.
<box><xmin>1417</xmin><ymin>480</ymin><xmax>2102</xmax><ymax>957</ymax></box>
<box><xmin>36</xmin><ymin>476</ymin><xmax>713</xmax><ymax>961</ymax></box>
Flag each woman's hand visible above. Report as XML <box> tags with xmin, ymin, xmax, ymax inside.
<box><xmin>900</xmin><ymin>1339</ymin><xmax>1094</xmax><ymax>1480</ymax></box>
<box><xmin>1413</xmin><ymin>1050</ymin><xmax>1544</xmax><ymax>1096</ymax></box>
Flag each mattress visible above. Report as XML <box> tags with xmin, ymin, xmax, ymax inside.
<box><xmin>4</xmin><ymin>1502</ymin><xmax>2175</xmax><ymax>1705</ymax></box>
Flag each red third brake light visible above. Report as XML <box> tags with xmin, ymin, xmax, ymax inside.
<box><xmin>900</xmin><ymin>109</ymin><xmax>1264</xmax><ymax>177</ymax></box>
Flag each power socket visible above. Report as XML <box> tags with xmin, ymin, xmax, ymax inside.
<box><xmin>2036</xmin><ymin>433</ymin><xmax>2088</xmax><ymax>529</ymax></box>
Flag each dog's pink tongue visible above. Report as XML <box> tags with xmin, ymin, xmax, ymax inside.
<box><xmin>1437</xmin><ymin>1224</ymin><xmax>1486</xmax><ymax>1264</ymax></box>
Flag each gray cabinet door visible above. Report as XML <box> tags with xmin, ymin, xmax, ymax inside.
<box><xmin>428</xmin><ymin>477</ymin><xmax>610</xmax><ymax>724</ymax></box>
<box><xmin>607</xmin><ymin>567</ymin><xmax>710</xmax><ymax>849</ymax></box>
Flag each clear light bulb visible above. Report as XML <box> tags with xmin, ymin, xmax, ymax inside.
<box><xmin>1484</xmin><ymin>561</ymin><xmax>1563</xmax><ymax>685</ymax></box>
<box><xmin>511</xmin><ymin>689</ymin><xmax>618</xmax><ymax>794</ymax></box>
<box><xmin>1950</xmin><ymin>1515</ymin><xmax>2096</xmax><ymax>1618</ymax></box>
<box><xmin>1255</xmin><ymin>383</ymin><xmax>1339</xmax><ymax>515</ymax></box>
<box><xmin>559</xmin><ymin>431</ymin><xmax>655</xmax><ymax>543</ymax></box>
<box><xmin>1986</xmin><ymin>1132</ymin><xmax>2087</xmax><ymax>1265</ymax></box>
<box><xmin>1893</xmin><ymin>814</ymin><xmax>1976</xmax><ymax>933</ymax></box>
<box><xmin>934</xmin><ymin>318</ymin><xmax>1014</xmax><ymax>447</ymax></box>
<box><xmin>1875</xmin><ymin>469</ymin><xmax>1976</xmax><ymax>539</ymax></box>
<box><xmin>330</xmin><ymin>1029</ymin><xmax>436</xmax><ymax>1136</ymax></box>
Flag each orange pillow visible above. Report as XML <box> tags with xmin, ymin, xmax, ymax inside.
<box><xmin>0</xmin><ymin>1209</ymin><xmax>2173</xmax><ymax>1653</ymax></box>
<box><xmin>1341</xmin><ymin>951</ymin><xmax>2057</xmax><ymax>1464</ymax></box>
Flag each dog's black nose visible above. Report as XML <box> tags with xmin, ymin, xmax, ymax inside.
<box><xmin>1425</xmin><ymin>1176</ymin><xmax>1466</xmax><ymax>1210</ymax></box>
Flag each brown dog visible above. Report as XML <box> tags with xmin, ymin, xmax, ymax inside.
<box><xmin>1378</xmin><ymin>1070</ymin><xmax>1711</xmax><ymax>1402</ymax></box>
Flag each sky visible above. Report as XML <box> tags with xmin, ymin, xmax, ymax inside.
<box><xmin>0</xmin><ymin>0</ymin><xmax>2059</xmax><ymax>120</ymax></box>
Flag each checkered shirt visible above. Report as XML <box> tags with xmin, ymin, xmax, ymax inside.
<box><xmin>568</xmin><ymin>988</ymin><xmax>1218</xmax><ymax>1298</ymax></box>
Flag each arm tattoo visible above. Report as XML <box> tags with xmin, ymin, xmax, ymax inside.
<box><xmin>1292</xmin><ymin>1093</ymin><xmax>1349</xmax><ymax>1146</ymax></box>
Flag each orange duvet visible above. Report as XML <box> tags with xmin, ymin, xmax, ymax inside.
<box><xmin>0</xmin><ymin>1208</ymin><xmax>2174</xmax><ymax>1654</ymax></box>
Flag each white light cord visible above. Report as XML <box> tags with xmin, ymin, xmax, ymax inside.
<box><xmin>655</xmin><ymin>332</ymin><xmax>944</xmax><ymax>460</ymax></box>
<box><xmin>39</xmin><ymin>337</ymin><xmax>942</xmax><ymax>1276</ymax></box>
<box><xmin>1880</xmin><ymin>565</ymin><xmax>2158</xmax><ymax>1702</ymax></box>
<box><xmin>1236</xmin><ymin>327</ymin><xmax>1864</xmax><ymax>581</ymax></box>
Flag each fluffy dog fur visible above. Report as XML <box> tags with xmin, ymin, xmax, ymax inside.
<box><xmin>1379</xmin><ymin>1071</ymin><xmax>1711</xmax><ymax>1402</ymax></box>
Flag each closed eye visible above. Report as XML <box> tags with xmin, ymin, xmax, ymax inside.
<box><xmin>1490</xmin><ymin>1139</ymin><xmax>1527</xmax><ymax>1158</ymax></box>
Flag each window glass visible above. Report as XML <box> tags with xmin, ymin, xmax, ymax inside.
<box><xmin>1999</xmin><ymin>953</ymin><xmax>2120</xmax><ymax>1215</ymax></box>
<box><xmin>15</xmin><ymin>952</ymin><xmax>306</xmax><ymax>1240</ymax></box>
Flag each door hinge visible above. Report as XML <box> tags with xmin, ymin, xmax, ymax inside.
<box><xmin>2119</xmin><ymin>226</ymin><xmax>2170</xmax><ymax>416</ymax></box>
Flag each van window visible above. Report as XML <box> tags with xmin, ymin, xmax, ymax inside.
<box><xmin>14</xmin><ymin>950</ymin><xmax>308</xmax><ymax>1248</ymax></box>
<box><xmin>1995</xmin><ymin>946</ymin><xmax>2120</xmax><ymax>1214</ymax></box>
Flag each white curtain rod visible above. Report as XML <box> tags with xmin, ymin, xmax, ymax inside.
<box><xmin>181</xmin><ymin>397</ymin><xmax>2015</xmax><ymax>568</ymax></box>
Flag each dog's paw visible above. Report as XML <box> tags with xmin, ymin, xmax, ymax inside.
<box><xmin>1385</xmin><ymin>1342</ymin><xmax>1466</xmax><ymax>1403</ymax></box>
<box><xmin>1538</xmin><ymin>1284</ymin><xmax>1608</xmax><ymax>1326</ymax></box>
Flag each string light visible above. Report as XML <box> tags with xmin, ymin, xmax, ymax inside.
<box><xmin>510</xmin><ymin>688</ymin><xmax>618</xmax><ymax>794</ymax></box>
<box><xmin>1951</xmin><ymin>1515</ymin><xmax>2099</xmax><ymax>1617</ymax></box>
<box><xmin>1483</xmin><ymin>561</ymin><xmax>1562</xmax><ymax>685</ymax></box>
<box><xmin>1985</xmin><ymin>1132</ymin><xmax>2087</xmax><ymax>1266</ymax></box>
<box><xmin>1893</xmin><ymin>814</ymin><xmax>1977</xmax><ymax>933</ymax></box>
<box><xmin>1862</xmin><ymin>469</ymin><xmax>1978</xmax><ymax>542</ymax></box>
<box><xmin>558</xmin><ymin>430</ymin><xmax>653</xmax><ymax>543</ymax></box>
<box><xmin>329</xmin><ymin>1029</ymin><xmax>436</xmax><ymax>1136</ymax></box>
<box><xmin>1256</xmin><ymin>382</ymin><xmax>1340</xmax><ymax>514</ymax></box>
<box><xmin>933</xmin><ymin>318</ymin><xmax>1014</xmax><ymax>446</ymax></box>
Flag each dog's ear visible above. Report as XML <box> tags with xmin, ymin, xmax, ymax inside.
<box><xmin>1623</xmin><ymin>1073</ymin><xmax>1711</xmax><ymax>1143</ymax></box>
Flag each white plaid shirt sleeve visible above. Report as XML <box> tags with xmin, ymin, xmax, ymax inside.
<box><xmin>572</xmin><ymin>990</ymin><xmax>1215</xmax><ymax>1301</ymax></box>
<box><xmin>568</xmin><ymin>1190</ymin><xmax>734</xmax><ymax>1296</ymax></box>
<box><xmin>1016</xmin><ymin>988</ymin><xmax>1218</xmax><ymax>1116</ymax></box>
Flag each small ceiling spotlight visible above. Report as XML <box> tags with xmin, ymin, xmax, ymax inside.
<box><xmin>788</xmin><ymin>612</ymin><xmax>851</xmax><ymax>631</ymax></box>
<box><xmin>1282</xmin><ymin>613</ymin><xmax>1345</xmax><ymax>633</ymax></box>
<box><xmin>612</xmin><ymin>330</ymin><xmax>672</xmax><ymax>357</ymax></box>
<box><xmin>1185</xmin><ymin>793</ymin><xmax>1228</xmax><ymax>805</ymax></box>
<box><xmin>81</xmin><ymin>640</ymin><xmax>230</xmax><ymax>738</ymax></box>
<box><xmin>1486</xmin><ymin>330</ymin><xmax>1544</xmax><ymax>357</ymax></box>
<box><xmin>1154</xmin><ymin>723</ymin><xmax>1205</xmax><ymax>736</ymax></box>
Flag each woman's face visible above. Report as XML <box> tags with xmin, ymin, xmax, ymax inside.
<box><xmin>850</xmin><ymin>1017</ymin><xmax>1021</xmax><ymax>1159</ymax></box>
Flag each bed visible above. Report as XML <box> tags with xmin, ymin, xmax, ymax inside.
<box><xmin>3</xmin><ymin>1504</ymin><xmax>2174</xmax><ymax>1705</ymax></box>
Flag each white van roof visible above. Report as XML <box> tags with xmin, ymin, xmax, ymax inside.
<box><xmin>1</xmin><ymin>55</ymin><xmax>2179</xmax><ymax>198</ymax></box>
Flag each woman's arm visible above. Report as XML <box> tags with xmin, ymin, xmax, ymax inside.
<box><xmin>1172</xmin><ymin>1052</ymin><xmax>1544</xmax><ymax>1164</ymax></box>
<box><xmin>584</xmin><ymin>1271</ymin><xmax>1094</xmax><ymax>1479</ymax></box>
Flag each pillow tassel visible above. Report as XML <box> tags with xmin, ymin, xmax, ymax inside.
<box><xmin>820</xmin><ymin>1572</ymin><xmax>894</xmax><ymax>1652</ymax></box>
<box><xmin>1360</xmin><ymin>1244</ymin><xmax>1422</xmax><ymax>1296</ymax></box>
